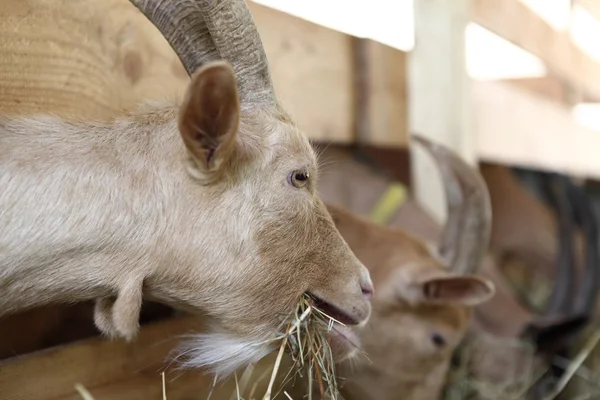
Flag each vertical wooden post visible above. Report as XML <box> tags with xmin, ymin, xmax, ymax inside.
<box><xmin>408</xmin><ymin>0</ymin><xmax>476</xmax><ymax>224</ymax></box>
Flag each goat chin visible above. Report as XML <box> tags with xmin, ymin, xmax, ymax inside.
<box><xmin>172</xmin><ymin>332</ymin><xmax>276</xmax><ymax>378</ymax></box>
<box><xmin>170</xmin><ymin>321</ymin><xmax>363</xmax><ymax>379</ymax></box>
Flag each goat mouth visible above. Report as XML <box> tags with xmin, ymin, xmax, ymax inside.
<box><xmin>308</xmin><ymin>294</ymin><xmax>360</xmax><ymax>326</ymax></box>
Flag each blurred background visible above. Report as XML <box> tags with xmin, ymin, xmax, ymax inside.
<box><xmin>2</xmin><ymin>0</ymin><xmax>600</xmax><ymax>399</ymax></box>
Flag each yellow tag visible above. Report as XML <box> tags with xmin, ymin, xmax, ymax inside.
<box><xmin>369</xmin><ymin>182</ymin><xmax>407</xmax><ymax>225</ymax></box>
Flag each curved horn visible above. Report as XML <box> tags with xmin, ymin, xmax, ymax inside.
<box><xmin>522</xmin><ymin>177</ymin><xmax>599</xmax><ymax>400</ymax></box>
<box><xmin>195</xmin><ymin>0</ymin><xmax>277</xmax><ymax>107</ymax></box>
<box><xmin>569</xmin><ymin>181</ymin><xmax>600</xmax><ymax>316</ymax></box>
<box><xmin>541</xmin><ymin>173</ymin><xmax>575</xmax><ymax>316</ymax></box>
<box><xmin>129</xmin><ymin>0</ymin><xmax>219</xmax><ymax>76</ymax></box>
<box><xmin>411</xmin><ymin>135</ymin><xmax>492</xmax><ymax>275</ymax></box>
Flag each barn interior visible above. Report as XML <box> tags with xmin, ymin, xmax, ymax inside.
<box><xmin>2</xmin><ymin>0</ymin><xmax>600</xmax><ymax>399</ymax></box>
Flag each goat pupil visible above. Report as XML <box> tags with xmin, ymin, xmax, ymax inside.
<box><xmin>431</xmin><ymin>333</ymin><xmax>446</xmax><ymax>348</ymax></box>
<box><xmin>296</xmin><ymin>172</ymin><xmax>308</xmax><ymax>181</ymax></box>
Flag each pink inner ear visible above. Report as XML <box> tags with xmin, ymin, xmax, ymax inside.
<box><xmin>422</xmin><ymin>276</ymin><xmax>492</xmax><ymax>305</ymax></box>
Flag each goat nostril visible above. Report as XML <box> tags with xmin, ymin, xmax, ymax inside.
<box><xmin>361</xmin><ymin>285</ymin><xmax>374</xmax><ymax>301</ymax></box>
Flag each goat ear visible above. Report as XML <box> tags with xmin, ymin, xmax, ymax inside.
<box><xmin>420</xmin><ymin>275</ymin><xmax>495</xmax><ymax>306</ymax></box>
<box><xmin>178</xmin><ymin>61</ymin><xmax>240</xmax><ymax>175</ymax></box>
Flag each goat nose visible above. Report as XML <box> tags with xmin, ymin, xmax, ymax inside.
<box><xmin>361</xmin><ymin>283</ymin><xmax>374</xmax><ymax>301</ymax></box>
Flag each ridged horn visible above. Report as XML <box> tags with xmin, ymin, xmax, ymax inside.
<box><xmin>129</xmin><ymin>0</ymin><xmax>219</xmax><ymax>76</ymax></box>
<box><xmin>195</xmin><ymin>0</ymin><xmax>277</xmax><ymax>107</ymax></box>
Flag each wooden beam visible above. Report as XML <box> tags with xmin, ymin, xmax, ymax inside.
<box><xmin>0</xmin><ymin>0</ymin><xmax>407</xmax><ymax>146</ymax></box>
<box><xmin>250</xmin><ymin>2</ymin><xmax>354</xmax><ymax>143</ymax></box>
<box><xmin>577</xmin><ymin>0</ymin><xmax>600</xmax><ymax>23</ymax></box>
<box><xmin>0</xmin><ymin>315</ymin><xmax>283</xmax><ymax>400</ymax></box>
<box><xmin>0</xmin><ymin>0</ymin><xmax>354</xmax><ymax>142</ymax></box>
<box><xmin>475</xmin><ymin>81</ymin><xmax>600</xmax><ymax>179</ymax></box>
<box><xmin>353</xmin><ymin>39</ymin><xmax>408</xmax><ymax>148</ymax></box>
<box><xmin>0</xmin><ymin>316</ymin><xmax>204</xmax><ymax>399</ymax></box>
<box><xmin>0</xmin><ymin>0</ymin><xmax>189</xmax><ymax>121</ymax></box>
<box><xmin>472</xmin><ymin>0</ymin><xmax>600</xmax><ymax>99</ymax></box>
<box><xmin>502</xmin><ymin>76</ymin><xmax>568</xmax><ymax>105</ymax></box>
<box><xmin>408</xmin><ymin>0</ymin><xmax>475</xmax><ymax>224</ymax></box>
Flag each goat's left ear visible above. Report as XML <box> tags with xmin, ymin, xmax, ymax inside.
<box><xmin>178</xmin><ymin>61</ymin><xmax>240</xmax><ymax>178</ymax></box>
<box><xmin>420</xmin><ymin>275</ymin><xmax>496</xmax><ymax>306</ymax></box>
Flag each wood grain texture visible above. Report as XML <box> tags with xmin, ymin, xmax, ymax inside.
<box><xmin>251</xmin><ymin>2</ymin><xmax>355</xmax><ymax>143</ymax></box>
<box><xmin>0</xmin><ymin>314</ymin><xmax>282</xmax><ymax>400</ymax></box>
<box><xmin>0</xmin><ymin>316</ymin><xmax>196</xmax><ymax>399</ymax></box>
<box><xmin>0</xmin><ymin>0</ymin><xmax>190</xmax><ymax>121</ymax></box>
<box><xmin>0</xmin><ymin>0</ymin><xmax>408</xmax><ymax>144</ymax></box>
<box><xmin>356</xmin><ymin>40</ymin><xmax>408</xmax><ymax>148</ymax></box>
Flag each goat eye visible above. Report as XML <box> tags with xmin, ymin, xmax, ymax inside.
<box><xmin>288</xmin><ymin>170</ymin><xmax>310</xmax><ymax>188</ymax></box>
<box><xmin>431</xmin><ymin>332</ymin><xmax>446</xmax><ymax>348</ymax></box>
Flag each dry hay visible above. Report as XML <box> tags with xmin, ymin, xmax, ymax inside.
<box><xmin>220</xmin><ymin>293</ymin><xmax>348</xmax><ymax>400</ymax></box>
<box><xmin>442</xmin><ymin>326</ymin><xmax>600</xmax><ymax>400</ymax></box>
<box><xmin>75</xmin><ymin>293</ymin><xmax>350</xmax><ymax>400</ymax></box>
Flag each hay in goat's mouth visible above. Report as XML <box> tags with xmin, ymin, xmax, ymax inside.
<box><xmin>252</xmin><ymin>293</ymin><xmax>348</xmax><ymax>400</ymax></box>
<box><xmin>221</xmin><ymin>293</ymin><xmax>354</xmax><ymax>400</ymax></box>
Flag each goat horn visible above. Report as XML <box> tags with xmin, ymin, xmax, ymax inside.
<box><xmin>129</xmin><ymin>0</ymin><xmax>219</xmax><ymax>77</ymax></box>
<box><xmin>541</xmin><ymin>174</ymin><xmax>576</xmax><ymax>316</ymax></box>
<box><xmin>411</xmin><ymin>135</ymin><xmax>492</xmax><ymax>275</ymax></box>
<box><xmin>568</xmin><ymin>181</ymin><xmax>600</xmax><ymax>316</ymax></box>
<box><xmin>195</xmin><ymin>0</ymin><xmax>277</xmax><ymax>107</ymax></box>
<box><xmin>522</xmin><ymin>175</ymin><xmax>598</xmax><ymax>399</ymax></box>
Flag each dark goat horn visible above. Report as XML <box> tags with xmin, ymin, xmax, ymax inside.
<box><xmin>569</xmin><ymin>181</ymin><xmax>600</xmax><ymax>316</ymax></box>
<box><xmin>542</xmin><ymin>174</ymin><xmax>576</xmax><ymax>316</ymax></box>
<box><xmin>523</xmin><ymin>175</ymin><xmax>600</xmax><ymax>399</ymax></box>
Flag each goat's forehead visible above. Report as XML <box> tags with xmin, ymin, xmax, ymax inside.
<box><xmin>275</xmin><ymin>129</ymin><xmax>314</xmax><ymax>156</ymax></box>
<box><xmin>245</xmin><ymin>112</ymin><xmax>316</xmax><ymax>166</ymax></box>
<box><xmin>274</xmin><ymin>121</ymin><xmax>315</xmax><ymax>159</ymax></box>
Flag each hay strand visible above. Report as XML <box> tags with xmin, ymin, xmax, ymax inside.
<box><xmin>234</xmin><ymin>293</ymin><xmax>345</xmax><ymax>400</ymax></box>
<box><xmin>262</xmin><ymin>330</ymin><xmax>290</xmax><ymax>400</ymax></box>
<box><xmin>541</xmin><ymin>328</ymin><xmax>600</xmax><ymax>400</ymax></box>
<box><xmin>74</xmin><ymin>384</ymin><xmax>95</xmax><ymax>400</ymax></box>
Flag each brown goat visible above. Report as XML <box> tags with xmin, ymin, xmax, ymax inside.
<box><xmin>0</xmin><ymin>0</ymin><xmax>373</xmax><ymax>376</ymax></box>
<box><xmin>257</xmin><ymin>136</ymin><xmax>495</xmax><ymax>400</ymax></box>
<box><xmin>328</xmin><ymin>205</ymin><xmax>495</xmax><ymax>400</ymax></box>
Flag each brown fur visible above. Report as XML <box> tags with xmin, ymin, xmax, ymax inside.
<box><xmin>0</xmin><ymin>62</ymin><xmax>372</xmax><ymax>374</ymax></box>
<box><xmin>324</xmin><ymin>205</ymin><xmax>494</xmax><ymax>400</ymax></box>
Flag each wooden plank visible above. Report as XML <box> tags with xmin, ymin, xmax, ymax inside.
<box><xmin>0</xmin><ymin>0</ymin><xmax>372</xmax><ymax>144</ymax></box>
<box><xmin>354</xmin><ymin>39</ymin><xmax>408</xmax><ymax>148</ymax></box>
<box><xmin>473</xmin><ymin>0</ymin><xmax>600</xmax><ymax>99</ymax></box>
<box><xmin>475</xmin><ymin>80</ymin><xmax>600</xmax><ymax>180</ymax></box>
<box><xmin>0</xmin><ymin>0</ymin><xmax>189</xmax><ymax>121</ymax></box>
<box><xmin>250</xmin><ymin>2</ymin><xmax>354</xmax><ymax>143</ymax></box>
<box><xmin>0</xmin><ymin>316</ymin><xmax>208</xmax><ymax>400</ymax></box>
<box><xmin>499</xmin><ymin>75</ymin><xmax>600</xmax><ymax>106</ymax></box>
<box><xmin>408</xmin><ymin>0</ymin><xmax>475</xmax><ymax>224</ymax></box>
<box><xmin>0</xmin><ymin>314</ymin><xmax>281</xmax><ymax>400</ymax></box>
<box><xmin>502</xmin><ymin>76</ymin><xmax>568</xmax><ymax>104</ymax></box>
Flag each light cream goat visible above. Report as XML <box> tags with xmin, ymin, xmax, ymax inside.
<box><xmin>0</xmin><ymin>0</ymin><xmax>373</xmax><ymax>376</ymax></box>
